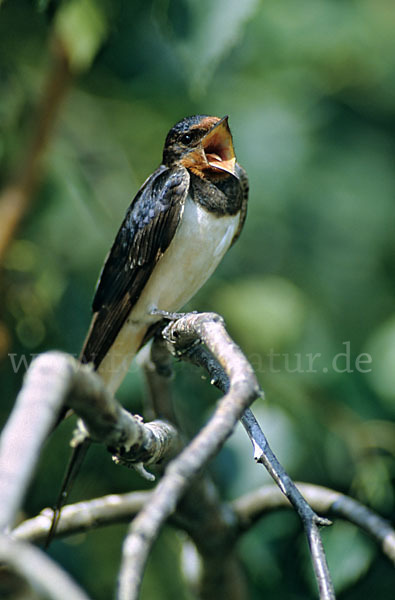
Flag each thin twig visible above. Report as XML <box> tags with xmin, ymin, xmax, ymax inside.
<box><xmin>233</xmin><ymin>483</ymin><xmax>395</xmax><ymax>566</ymax></box>
<box><xmin>13</xmin><ymin>491</ymin><xmax>151</xmax><ymax>545</ymax></box>
<box><xmin>241</xmin><ymin>409</ymin><xmax>334</xmax><ymax>599</ymax></box>
<box><xmin>12</xmin><ymin>483</ymin><xmax>395</xmax><ymax>567</ymax></box>
<box><xmin>332</xmin><ymin>496</ymin><xmax>395</xmax><ymax>564</ymax></box>
<box><xmin>117</xmin><ymin>312</ymin><xmax>260</xmax><ymax>600</ymax></box>
<box><xmin>178</xmin><ymin>341</ymin><xmax>335</xmax><ymax>600</ymax></box>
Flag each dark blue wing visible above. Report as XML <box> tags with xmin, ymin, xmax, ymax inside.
<box><xmin>80</xmin><ymin>166</ymin><xmax>189</xmax><ymax>367</ymax></box>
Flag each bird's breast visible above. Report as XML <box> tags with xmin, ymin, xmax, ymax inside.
<box><xmin>130</xmin><ymin>194</ymin><xmax>240</xmax><ymax>320</ymax></box>
<box><xmin>97</xmin><ymin>195</ymin><xmax>240</xmax><ymax>392</ymax></box>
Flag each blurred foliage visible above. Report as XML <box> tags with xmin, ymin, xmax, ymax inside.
<box><xmin>1</xmin><ymin>0</ymin><xmax>395</xmax><ymax>598</ymax></box>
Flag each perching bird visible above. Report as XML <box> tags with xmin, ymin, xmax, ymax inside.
<box><xmin>47</xmin><ymin>115</ymin><xmax>248</xmax><ymax>545</ymax></box>
<box><xmin>80</xmin><ymin>114</ymin><xmax>248</xmax><ymax>391</ymax></box>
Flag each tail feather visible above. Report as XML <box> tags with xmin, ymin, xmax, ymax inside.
<box><xmin>46</xmin><ymin>316</ymin><xmax>154</xmax><ymax>548</ymax></box>
<box><xmin>45</xmin><ymin>437</ymin><xmax>91</xmax><ymax>548</ymax></box>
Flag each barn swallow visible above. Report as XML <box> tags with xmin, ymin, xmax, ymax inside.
<box><xmin>80</xmin><ymin>114</ymin><xmax>248</xmax><ymax>391</ymax></box>
<box><xmin>46</xmin><ymin>115</ymin><xmax>248</xmax><ymax>545</ymax></box>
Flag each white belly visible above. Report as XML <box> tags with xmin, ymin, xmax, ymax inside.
<box><xmin>98</xmin><ymin>196</ymin><xmax>240</xmax><ymax>392</ymax></box>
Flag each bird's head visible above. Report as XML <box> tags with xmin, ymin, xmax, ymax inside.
<box><xmin>162</xmin><ymin>115</ymin><xmax>236</xmax><ymax>178</ymax></box>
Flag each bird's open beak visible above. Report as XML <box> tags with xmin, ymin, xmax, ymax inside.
<box><xmin>201</xmin><ymin>116</ymin><xmax>236</xmax><ymax>176</ymax></box>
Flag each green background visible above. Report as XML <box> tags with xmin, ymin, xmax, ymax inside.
<box><xmin>1</xmin><ymin>0</ymin><xmax>395</xmax><ymax>598</ymax></box>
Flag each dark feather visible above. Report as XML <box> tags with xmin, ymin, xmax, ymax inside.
<box><xmin>231</xmin><ymin>163</ymin><xmax>249</xmax><ymax>246</ymax></box>
<box><xmin>80</xmin><ymin>166</ymin><xmax>190</xmax><ymax>368</ymax></box>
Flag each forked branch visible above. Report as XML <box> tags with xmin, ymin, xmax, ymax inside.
<box><xmin>13</xmin><ymin>483</ymin><xmax>395</xmax><ymax>568</ymax></box>
<box><xmin>155</xmin><ymin>318</ymin><xmax>335</xmax><ymax>600</ymax></box>
<box><xmin>1</xmin><ymin>312</ymin><xmax>336</xmax><ymax>599</ymax></box>
<box><xmin>117</xmin><ymin>312</ymin><xmax>261</xmax><ymax>600</ymax></box>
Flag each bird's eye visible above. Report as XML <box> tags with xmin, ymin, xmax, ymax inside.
<box><xmin>181</xmin><ymin>133</ymin><xmax>192</xmax><ymax>144</ymax></box>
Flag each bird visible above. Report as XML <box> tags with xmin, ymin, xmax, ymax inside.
<box><xmin>80</xmin><ymin>114</ymin><xmax>248</xmax><ymax>391</ymax></box>
<box><xmin>46</xmin><ymin>114</ymin><xmax>248</xmax><ymax>545</ymax></box>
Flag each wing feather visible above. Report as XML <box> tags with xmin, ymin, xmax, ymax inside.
<box><xmin>80</xmin><ymin>166</ymin><xmax>189</xmax><ymax>368</ymax></box>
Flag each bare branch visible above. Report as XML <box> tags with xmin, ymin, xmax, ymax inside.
<box><xmin>12</xmin><ymin>491</ymin><xmax>151</xmax><ymax>545</ymax></box>
<box><xmin>233</xmin><ymin>483</ymin><xmax>395</xmax><ymax>566</ymax></box>
<box><xmin>66</xmin><ymin>361</ymin><xmax>181</xmax><ymax>468</ymax></box>
<box><xmin>0</xmin><ymin>534</ymin><xmax>91</xmax><ymax>600</ymax></box>
<box><xmin>138</xmin><ymin>337</ymin><xmax>248</xmax><ymax>600</ymax></box>
<box><xmin>136</xmin><ymin>337</ymin><xmax>176</xmax><ymax>423</ymax></box>
<box><xmin>332</xmin><ymin>494</ymin><xmax>395</xmax><ymax>565</ymax></box>
<box><xmin>117</xmin><ymin>312</ymin><xmax>260</xmax><ymax>600</ymax></box>
<box><xmin>13</xmin><ymin>482</ymin><xmax>395</xmax><ymax>569</ymax></box>
<box><xmin>240</xmin><ymin>409</ymin><xmax>334</xmax><ymax>599</ymax></box>
<box><xmin>1</xmin><ymin>317</ymin><xmax>336</xmax><ymax>599</ymax></box>
<box><xmin>170</xmin><ymin>338</ymin><xmax>335</xmax><ymax>600</ymax></box>
<box><xmin>0</xmin><ymin>352</ymin><xmax>77</xmax><ymax>531</ymax></box>
<box><xmin>0</xmin><ymin>351</ymin><xmax>181</xmax><ymax>533</ymax></box>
